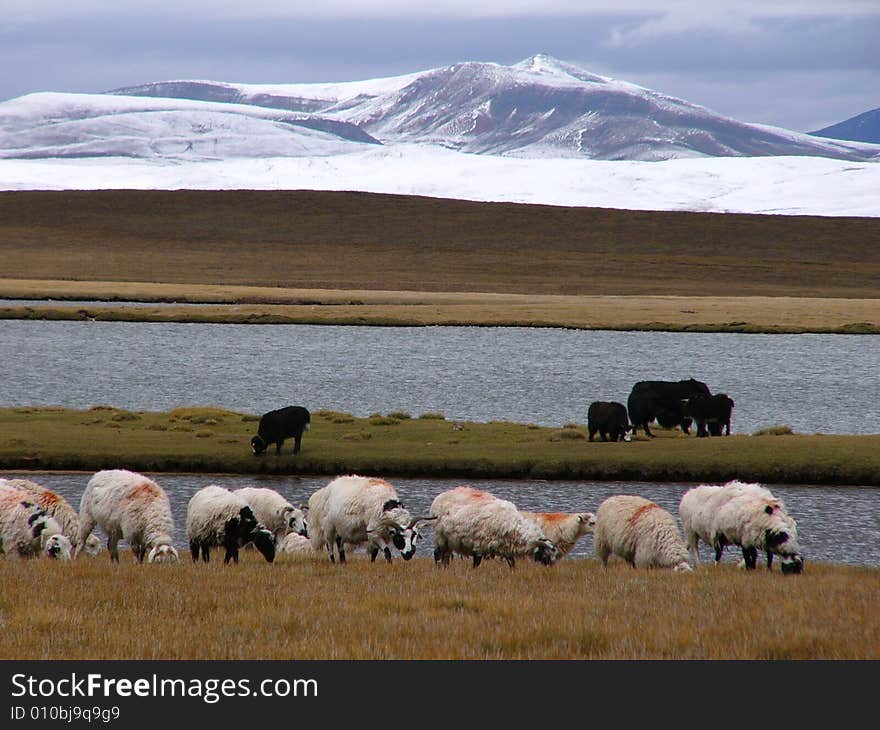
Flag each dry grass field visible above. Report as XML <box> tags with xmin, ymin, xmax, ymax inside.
<box><xmin>1</xmin><ymin>553</ymin><xmax>877</xmax><ymax>660</ymax></box>
<box><xmin>1</xmin><ymin>190</ymin><xmax>879</xmax><ymax>332</ymax></box>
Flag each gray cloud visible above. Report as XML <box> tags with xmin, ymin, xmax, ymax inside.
<box><xmin>1</xmin><ymin>11</ymin><xmax>877</xmax><ymax>131</ymax></box>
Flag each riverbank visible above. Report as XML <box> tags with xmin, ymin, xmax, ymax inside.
<box><xmin>2</xmin><ymin>280</ymin><xmax>880</xmax><ymax>333</ymax></box>
<box><xmin>2</xmin><ymin>406</ymin><xmax>878</xmax><ymax>485</ymax></box>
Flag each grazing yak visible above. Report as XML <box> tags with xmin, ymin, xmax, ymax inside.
<box><xmin>627</xmin><ymin>378</ymin><xmax>711</xmax><ymax>438</ymax></box>
<box><xmin>587</xmin><ymin>401</ymin><xmax>632</xmax><ymax>442</ymax></box>
<box><xmin>251</xmin><ymin>405</ymin><xmax>311</xmax><ymax>456</ymax></box>
<box><xmin>682</xmin><ymin>393</ymin><xmax>735</xmax><ymax>437</ymax></box>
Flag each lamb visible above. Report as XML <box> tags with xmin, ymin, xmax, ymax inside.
<box><xmin>307</xmin><ymin>474</ymin><xmax>434</xmax><ymax>564</ymax></box>
<box><xmin>521</xmin><ymin>510</ymin><xmax>596</xmax><ymax>559</ymax></box>
<box><xmin>680</xmin><ymin>480</ymin><xmax>803</xmax><ymax>573</ymax></box>
<box><xmin>430</xmin><ymin>486</ymin><xmax>558</xmax><ymax>569</ymax></box>
<box><xmin>232</xmin><ymin>486</ymin><xmax>307</xmax><ymax>542</ymax></box>
<box><xmin>0</xmin><ymin>487</ymin><xmax>72</xmax><ymax>560</ymax></box>
<box><xmin>277</xmin><ymin>531</ymin><xmax>322</xmax><ymax>558</ymax></box>
<box><xmin>76</xmin><ymin>469</ymin><xmax>180</xmax><ymax>563</ymax></box>
<box><xmin>0</xmin><ymin>478</ymin><xmax>102</xmax><ymax>556</ymax></box>
<box><xmin>593</xmin><ymin>495</ymin><xmax>692</xmax><ymax>571</ymax></box>
<box><xmin>186</xmin><ymin>485</ymin><xmax>276</xmax><ymax>564</ymax></box>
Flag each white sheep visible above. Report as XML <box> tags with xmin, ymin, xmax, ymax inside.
<box><xmin>521</xmin><ymin>510</ymin><xmax>596</xmax><ymax>559</ymax></box>
<box><xmin>277</xmin><ymin>531</ymin><xmax>322</xmax><ymax>558</ymax></box>
<box><xmin>430</xmin><ymin>486</ymin><xmax>558</xmax><ymax>569</ymax></box>
<box><xmin>76</xmin><ymin>469</ymin><xmax>180</xmax><ymax>563</ymax></box>
<box><xmin>680</xmin><ymin>480</ymin><xmax>803</xmax><ymax>572</ymax></box>
<box><xmin>307</xmin><ymin>474</ymin><xmax>434</xmax><ymax>564</ymax></box>
<box><xmin>232</xmin><ymin>486</ymin><xmax>307</xmax><ymax>541</ymax></box>
<box><xmin>0</xmin><ymin>487</ymin><xmax>72</xmax><ymax>560</ymax></box>
<box><xmin>593</xmin><ymin>494</ymin><xmax>692</xmax><ymax>571</ymax></box>
<box><xmin>186</xmin><ymin>485</ymin><xmax>276</xmax><ymax>564</ymax></box>
<box><xmin>0</xmin><ymin>478</ymin><xmax>102</xmax><ymax>556</ymax></box>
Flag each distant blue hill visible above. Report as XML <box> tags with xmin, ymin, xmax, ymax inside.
<box><xmin>810</xmin><ymin>108</ymin><xmax>880</xmax><ymax>144</ymax></box>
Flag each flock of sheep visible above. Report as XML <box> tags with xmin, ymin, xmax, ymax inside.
<box><xmin>0</xmin><ymin>469</ymin><xmax>803</xmax><ymax>573</ymax></box>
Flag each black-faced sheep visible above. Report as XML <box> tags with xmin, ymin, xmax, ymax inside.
<box><xmin>430</xmin><ymin>486</ymin><xmax>558</xmax><ymax>569</ymax></box>
<box><xmin>307</xmin><ymin>475</ymin><xmax>434</xmax><ymax>564</ymax></box>
<box><xmin>76</xmin><ymin>469</ymin><xmax>180</xmax><ymax>563</ymax></box>
<box><xmin>1</xmin><ymin>478</ymin><xmax>102</xmax><ymax>556</ymax></box>
<box><xmin>233</xmin><ymin>486</ymin><xmax>307</xmax><ymax>542</ymax></box>
<box><xmin>593</xmin><ymin>494</ymin><xmax>692</xmax><ymax>571</ymax></box>
<box><xmin>521</xmin><ymin>510</ymin><xmax>596</xmax><ymax>559</ymax></box>
<box><xmin>186</xmin><ymin>485</ymin><xmax>276</xmax><ymax>564</ymax></box>
<box><xmin>0</xmin><ymin>487</ymin><xmax>72</xmax><ymax>560</ymax></box>
<box><xmin>679</xmin><ymin>480</ymin><xmax>803</xmax><ymax>573</ymax></box>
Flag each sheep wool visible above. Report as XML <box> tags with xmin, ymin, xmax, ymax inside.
<box><xmin>521</xmin><ymin>511</ymin><xmax>596</xmax><ymax>559</ymax></box>
<box><xmin>187</xmin><ymin>485</ymin><xmax>275</xmax><ymax>564</ymax></box>
<box><xmin>308</xmin><ymin>475</ymin><xmax>431</xmax><ymax>564</ymax></box>
<box><xmin>0</xmin><ymin>487</ymin><xmax>70</xmax><ymax>559</ymax></box>
<box><xmin>77</xmin><ymin>469</ymin><xmax>179</xmax><ymax>563</ymax></box>
<box><xmin>593</xmin><ymin>495</ymin><xmax>691</xmax><ymax>571</ymax></box>
<box><xmin>233</xmin><ymin>486</ymin><xmax>306</xmax><ymax>540</ymax></box>
<box><xmin>1</xmin><ymin>478</ymin><xmax>101</xmax><ymax>556</ymax></box>
<box><xmin>431</xmin><ymin>487</ymin><xmax>558</xmax><ymax>568</ymax></box>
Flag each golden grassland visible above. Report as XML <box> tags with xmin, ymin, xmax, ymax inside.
<box><xmin>3</xmin><ymin>280</ymin><xmax>880</xmax><ymax>333</ymax></box>
<box><xmin>1</xmin><ymin>553</ymin><xmax>878</xmax><ymax>660</ymax></box>
<box><xmin>1</xmin><ymin>406</ymin><xmax>879</xmax><ymax>485</ymax></box>
<box><xmin>1</xmin><ymin>190</ymin><xmax>880</xmax><ymax>333</ymax></box>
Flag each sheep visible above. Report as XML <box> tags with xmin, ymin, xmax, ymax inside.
<box><xmin>0</xmin><ymin>487</ymin><xmax>72</xmax><ymax>560</ymax></box>
<box><xmin>430</xmin><ymin>486</ymin><xmax>558</xmax><ymax>569</ymax></box>
<box><xmin>0</xmin><ymin>478</ymin><xmax>102</xmax><ymax>556</ymax></box>
<box><xmin>232</xmin><ymin>486</ymin><xmax>307</xmax><ymax>542</ymax></box>
<box><xmin>679</xmin><ymin>480</ymin><xmax>803</xmax><ymax>572</ymax></box>
<box><xmin>186</xmin><ymin>485</ymin><xmax>276</xmax><ymax>564</ymax></box>
<box><xmin>307</xmin><ymin>474</ymin><xmax>434</xmax><ymax>564</ymax></box>
<box><xmin>521</xmin><ymin>510</ymin><xmax>596</xmax><ymax>559</ymax></box>
<box><xmin>76</xmin><ymin>469</ymin><xmax>180</xmax><ymax>563</ymax></box>
<box><xmin>593</xmin><ymin>495</ymin><xmax>692</xmax><ymax>571</ymax></box>
<box><xmin>277</xmin><ymin>531</ymin><xmax>322</xmax><ymax>558</ymax></box>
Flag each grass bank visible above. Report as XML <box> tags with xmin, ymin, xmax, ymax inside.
<box><xmin>2</xmin><ymin>281</ymin><xmax>880</xmax><ymax>333</ymax></box>
<box><xmin>2</xmin><ymin>406</ymin><xmax>879</xmax><ymax>485</ymax></box>
<box><xmin>1</xmin><ymin>554</ymin><xmax>877</xmax><ymax>660</ymax></box>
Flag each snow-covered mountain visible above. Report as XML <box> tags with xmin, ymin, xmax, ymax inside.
<box><xmin>1</xmin><ymin>55</ymin><xmax>878</xmax><ymax>217</ymax></box>
<box><xmin>107</xmin><ymin>54</ymin><xmax>877</xmax><ymax>162</ymax></box>
<box><xmin>811</xmin><ymin>107</ymin><xmax>880</xmax><ymax>145</ymax></box>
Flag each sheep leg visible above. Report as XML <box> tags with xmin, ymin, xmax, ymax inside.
<box><xmin>384</xmin><ymin>547</ymin><xmax>392</xmax><ymax>563</ymax></box>
<box><xmin>335</xmin><ymin>536</ymin><xmax>346</xmax><ymax>564</ymax></box>
<box><xmin>275</xmin><ymin>439</ymin><xmax>284</xmax><ymax>455</ymax></box>
<box><xmin>506</xmin><ymin>557</ymin><xmax>516</xmax><ymax>569</ymax></box>
<box><xmin>202</xmin><ymin>544</ymin><xmax>210</xmax><ymax>563</ymax></box>
<box><xmin>766</xmin><ymin>552</ymin><xmax>774</xmax><ymax>570</ymax></box>
<box><xmin>742</xmin><ymin>546</ymin><xmax>758</xmax><ymax>570</ymax></box>
<box><xmin>472</xmin><ymin>554</ymin><xmax>482</xmax><ymax>568</ymax></box>
<box><xmin>224</xmin><ymin>545</ymin><xmax>239</xmax><ymax>564</ymax></box>
<box><xmin>369</xmin><ymin>546</ymin><xmax>379</xmax><ymax>562</ymax></box>
<box><xmin>293</xmin><ymin>433</ymin><xmax>302</xmax><ymax>454</ymax></box>
<box><xmin>132</xmin><ymin>545</ymin><xmax>146</xmax><ymax>563</ymax></box>
<box><xmin>189</xmin><ymin>540</ymin><xmax>200</xmax><ymax>563</ymax></box>
<box><xmin>713</xmin><ymin>539</ymin><xmax>726</xmax><ymax>563</ymax></box>
<box><xmin>74</xmin><ymin>513</ymin><xmax>96</xmax><ymax>559</ymax></box>
<box><xmin>107</xmin><ymin>531</ymin><xmax>121</xmax><ymax>563</ymax></box>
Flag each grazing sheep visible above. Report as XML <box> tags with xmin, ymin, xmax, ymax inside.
<box><xmin>233</xmin><ymin>486</ymin><xmax>307</xmax><ymax>542</ymax></box>
<box><xmin>0</xmin><ymin>487</ymin><xmax>72</xmax><ymax>560</ymax></box>
<box><xmin>521</xmin><ymin>511</ymin><xmax>596</xmax><ymax>559</ymax></box>
<box><xmin>0</xmin><ymin>478</ymin><xmax>102</xmax><ymax>556</ymax></box>
<box><xmin>593</xmin><ymin>495</ymin><xmax>692</xmax><ymax>571</ymax></box>
<box><xmin>76</xmin><ymin>469</ymin><xmax>180</xmax><ymax>563</ymax></box>
<box><xmin>186</xmin><ymin>485</ymin><xmax>276</xmax><ymax>564</ymax></box>
<box><xmin>308</xmin><ymin>475</ymin><xmax>434</xmax><ymax>564</ymax></box>
<box><xmin>430</xmin><ymin>486</ymin><xmax>558</xmax><ymax>569</ymax></box>
<box><xmin>679</xmin><ymin>480</ymin><xmax>803</xmax><ymax>572</ymax></box>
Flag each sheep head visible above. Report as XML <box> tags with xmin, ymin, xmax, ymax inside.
<box><xmin>532</xmin><ymin>537</ymin><xmax>558</xmax><ymax>566</ymax></box>
<box><xmin>44</xmin><ymin>534</ymin><xmax>73</xmax><ymax>560</ymax></box>
<box><xmin>147</xmin><ymin>544</ymin><xmax>180</xmax><ymax>564</ymax></box>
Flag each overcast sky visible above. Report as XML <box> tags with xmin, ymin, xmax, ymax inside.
<box><xmin>3</xmin><ymin>1</ymin><xmax>878</xmax><ymax>132</ymax></box>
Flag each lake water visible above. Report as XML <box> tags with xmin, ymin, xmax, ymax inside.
<box><xmin>2</xmin><ymin>320</ymin><xmax>879</xmax><ymax>434</ymax></box>
<box><xmin>6</xmin><ymin>471</ymin><xmax>878</xmax><ymax>567</ymax></box>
